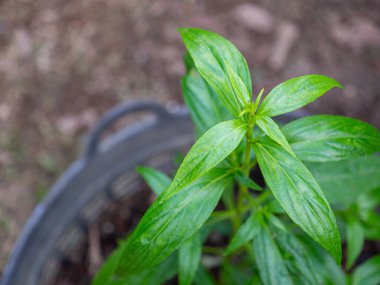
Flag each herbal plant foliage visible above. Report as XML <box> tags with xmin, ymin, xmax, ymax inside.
<box><xmin>93</xmin><ymin>28</ymin><xmax>380</xmax><ymax>285</ymax></box>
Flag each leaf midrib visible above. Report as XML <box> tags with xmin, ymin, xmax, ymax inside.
<box><xmin>168</xmin><ymin>122</ymin><xmax>246</xmax><ymax>197</ymax></box>
<box><xmin>256</xmin><ymin>143</ymin><xmax>332</xmax><ymax>247</ymax></box>
<box><xmin>260</xmin><ymin>80</ymin><xmax>332</xmax><ymax>115</ymax></box>
<box><xmin>289</xmin><ymin>133</ymin><xmax>378</xmax><ymax>147</ymax></box>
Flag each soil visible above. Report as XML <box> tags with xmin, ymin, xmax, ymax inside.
<box><xmin>53</xmin><ymin>187</ymin><xmax>154</xmax><ymax>285</ymax></box>
<box><xmin>1</xmin><ymin>0</ymin><xmax>380</xmax><ymax>277</ymax></box>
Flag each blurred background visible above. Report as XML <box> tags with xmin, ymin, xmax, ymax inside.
<box><xmin>0</xmin><ymin>0</ymin><xmax>379</xmax><ymax>275</ymax></box>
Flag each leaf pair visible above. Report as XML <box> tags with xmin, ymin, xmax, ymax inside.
<box><xmin>253</xmin><ymin>137</ymin><xmax>342</xmax><ymax>263</ymax></box>
<box><xmin>179</xmin><ymin>28</ymin><xmax>252</xmax><ymax>117</ymax></box>
<box><xmin>138</xmin><ymin>167</ymin><xmax>203</xmax><ymax>285</ymax></box>
<box><xmin>94</xmin><ymin>119</ymin><xmax>247</xmax><ymax>282</ymax></box>
<box><xmin>113</xmin><ymin>169</ymin><xmax>231</xmax><ymax>276</ymax></box>
<box><xmin>254</xmin><ymin>114</ymin><xmax>380</xmax><ymax>262</ymax></box>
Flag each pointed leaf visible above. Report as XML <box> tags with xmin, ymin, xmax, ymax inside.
<box><xmin>307</xmin><ymin>155</ymin><xmax>380</xmax><ymax>207</ymax></box>
<box><xmin>114</xmin><ymin>170</ymin><xmax>233</xmax><ymax>276</ymax></box>
<box><xmin>179</xmin><ymin>233</ymin><xmax>202</xmax><ymax>285</ymax></box>
<box><xmin>225</xmin><ymin>61</ymin><xmax>251</xmax><ymax>104</ymax></box>
<box><xmin>253</xmin><ymin>138</ymin><xmax>342</xmax><ymax>263</ymax></box>
<box><xmin>352</xmin><ymin>255</ymin><xmax>380</xmax><ymax>285</ymax></box>
<box><xmin>282</xmin><ymin>115</ymin><xmax>380</xmax><ymax>162</ymax></box>
<box><xmin>225</xmin><ymin>211</ymin><xmax>262</xmax><ymax>255</ymax></box>
<box><xmin>137</xmin><ymin>167</ymin><xmax>172</xmax><ymax>196</ymax></box>
<box><xmin>256</xmin><ymin>116</ymin><xmax>293</xmax><ymax>154</ymax></box>
<box><xmin>165</xmin><ymin>120</ymin><xmax>246</xmax><ymax>198</ymax></box>
<box><xmin>257</xmin><ymin>75</ymin><xmax>343</xmax><ymax>117</ymax></box>
<box><xmin>253</xmin><ymin>223</ymin><xmax>293</xmax><ymax>285</ymax></box>
<box><xmin>179</xmin><ymin>28</ymin><xmax>252</xmax><ymax>116</ymax></box>
<box><xmin>346</xmin><ymin>217</ymin><xmax>364</xmax><ymax>269</ymax></box>
<box><xmin>234</xmin><ymin>170</ymin><xmax>263</xmax><ymax>191</ymax></box>
<box><xmin>253</xmin><ymin>88</ymin><xmax>264</xmax><ymax>113</ymax></box>
<box><xmin>182</xmin><ymin>71</ymin><xmax>222</xmax><ymax>135</ymax></box>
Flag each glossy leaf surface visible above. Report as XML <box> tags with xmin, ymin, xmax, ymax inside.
<box><xmin>257</xmin><ymin>75</ymin><xmax>342</xmax><ymax>117</ymax></box>
<box><xmin>256</xmin><ymin>116</ymin><xmax>293</xmax><ymax>154</ymax></box>
<box><xmin>182</xmin><ymin>71</ymin><xmax>221</xmax><ymax>135</ymax></box>
<box><xmin>307</xmin><ymin>155</ymin><xmax>380</xmax><ymax>207</ymax></box>
<box><xmin>137</xmin><ymin>166</ymin><xmax>171</xmax><ymax>195</ymax></box>
<box><xmin>179</xmin><ymin>28</ymin><xmax>252</xmax><ymax>116</ymax></box>
<box><xmin>253</xmin><ymin>138</ymin><xmax>342</xmax><ymax>263</ymax></box>
<box><xmin>114</xmin><ymin>170</ymin><xmax>232</xmax><ymax>276</ymax></box>
<box><xmin>178</xmin><ymin>233</ymin><xmax>202</xmax><ymax>285</ymax></box>
<box><xmin>165</xmin><ymin>119</ymin><xmax>246</xmax><ymax>198</ymax></box>
<box><xmin>283</xmin><ymin>115</ymin><xmax>380</xmax><ymax>162</ymax></box>
<box><xmin>225</xmin><ymin>61</ymin><xmax>251</xmax><ymax>105</ymax></box>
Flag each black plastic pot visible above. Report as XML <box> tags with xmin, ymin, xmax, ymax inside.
<box><xmin>1</xmin><ymin>102</ymin><xmax>194</xmax><ymax>285</ymax></box>
<box><xmin>1</xmin><ymin>101</ymin><xmax>305</xmax><ymax>285</ymax></box>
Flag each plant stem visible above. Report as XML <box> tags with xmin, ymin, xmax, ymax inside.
<box><xmin>238</xmin><ymin>126</ymin><xmax>257</xmax><ymax>209</ymax></box>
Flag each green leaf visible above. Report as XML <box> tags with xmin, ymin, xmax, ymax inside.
<box><xmin>225</xmin><ymin>211</ymin><xmax>262</xmax><ymax>255</ymax></box>
<box><xmin>363</xmin><ymin>211</ymin><xmax>380</xmax><ymax>240</ymax></box>
<box><xmin>256</xmin><ymin>116</ymin><xmax>293</xmax><ymax>154</ymax></box>
<box><xmin>220</xmin><ymin>260</ymin><xmax>253</xmax><ymax>285</ymax></box>
<box><xmin>137</xmin><ymin>166</ymin><xmax>172</xmax><ymax>195</ymax></box>
<box><xmin>184</xmin><ymin>52</ymin><xmax>195</xmax><ymax>72</ymax></box>
<box><xmin>118</xmin><ymin>255</ymin><xmax>177</xmax><ymax>285</ymax></box>
<box><xmin>225</xmin><ymin>61</ymin><xmax>251</xmax><ymax>105</ymax></box>
<box><xmin>346</xmin><ymin>216</ymin><xmax>364</xmax><ymax>269</ymax></box>
<box><xmin>114</xmin><ymin>170</ymin><xmax>233</xmax><ymax>276</ymax></box>
<box><xmin>92</xmin><ymin>248</ymin><xmax>177</xmax><ymax>285</ymax></box>
<box><xmin>253</xmin><ymin>88</ymin><xmax>264</xmax><ymax>113</ymax></box>
<box><xmin>282</xmin><ymin>115</ymin><xmax>380</xmax><ymax>162</ymax></box>
<box><xmin>165</xmin><ymin>119</ymin><xmax>246</xmax><ymax>198</ymax></box>
<box><xmin>257</xmin><ymin>75</ymin><xmax>343</xmax><ymax>117</ymax></box>
<box><xmin>269</xmin><ymin>217</ymin><xmax>319</xmax><ymax>285</ymax></box>
<box><xmin>352</xmin><ymin>255</ymin><xmax>380</xmax><ymax>285</ymax></box>
<box><xmin>307</xmin><ymin>155</ymin><xmax>380</xmax><ymax>207</ymax></box>
<box><xmin>92</xmin><ymin>244</ymin><xmax>123</xmax><ymax>285</ymax></box>
<box><xmin>182</xmin><ymin>71</ymin><xmax>222</xmax><ymax>135</ymax></box>
<box><xmin>178</xmin><ymin>233</ymin><xmax>202</xmax><ymax>285</ymax></box>
<box><xmin>299</xmin><ymin>236</ymin><xmax>346</xmax><ymax>285</ymax></box>
<box><xmin>253</xmin><ymin>223</ymin><xmax>294</xmax><ymax>285</ymax></box>
<box><xmin>179</xmin><ymin>28</ymin><xmax>252</xmax><ymax>116</ymax></box>
<box><xmin>358</xmin><ymin>186</ymin><xmax>380</xmax><ymax>212</ymax></box>
<box><xmin>234</xmin><ymin>170</ymin><xmax>263</xmax><ymax>191</ymax></box>
<box><xmin>194</xmin><ymin>265</ymin><xmax>217</xmax><ymax>285</ymax></box>
<box><xmin>253</xmin><ymin>138</ymin><xmax>342</xmax><ymax>263</ymax></box>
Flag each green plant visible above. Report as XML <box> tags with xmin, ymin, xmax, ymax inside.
<box><xmin>92</xmin><ymin>28</ymin><xmax>380</xmax><ymax>285</ymax></box>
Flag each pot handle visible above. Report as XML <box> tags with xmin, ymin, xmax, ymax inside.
<box><xmin>84</xmin><ymin>101</ymin><xmax>170</xmax><ymax>160</ymax></box>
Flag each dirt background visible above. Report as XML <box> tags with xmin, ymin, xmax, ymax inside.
<box><xmin>0</xmin><ymin>0</ymin><xmax>379</xmax><ymax>274</ymax></box>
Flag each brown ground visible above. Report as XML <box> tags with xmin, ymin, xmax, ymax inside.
<box><xmin>0</xmin><ymin>0</ymin><xmax>380</xmax><ymax>274</ymax></box>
